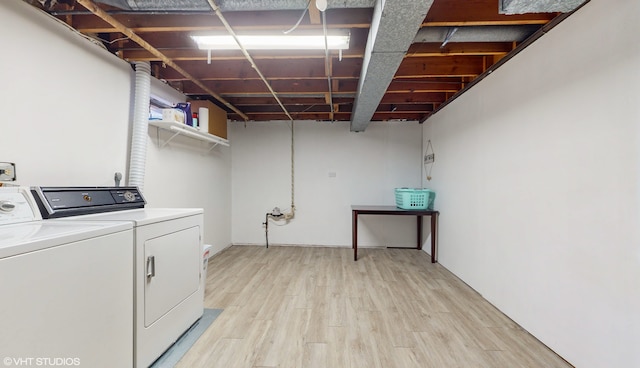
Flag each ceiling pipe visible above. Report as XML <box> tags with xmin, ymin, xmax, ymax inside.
<box><xmin>74</xmin><ymin>0</ymin><xmax>249</xmax><ymax>121</ymax></box>
<box><xmin>321</xmin><ymin>9</ymin><xmax>335</xmax><ymax>116</ymax></box>
<box><xmin>440</xmin><ymin>27</ymin><xmax>458</xmax><ymax>48</ymax></box>
<box><xmin>414</xmin><ymin>25</ymin><xmax>540</xmax><ymax>44</ymax></box>
<box><xmin>205</xmin><ymin>0</ymin><xmax>294</xmax><ymax>122</ymax></box>
<box><xmin>205</xmin><ymin>0</ymin><xmax>296</xmax><ymax>216</ymax></box>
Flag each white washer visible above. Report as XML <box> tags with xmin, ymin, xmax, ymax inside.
<box><xmin>32</xmin><ymin>187</ymin><xmax>205</xmax><ymax>368</ymax></box>
<box><xmin>0</xmin><ymin>187</ymin><xmax>134</xmax><ymax>367</ymax></box>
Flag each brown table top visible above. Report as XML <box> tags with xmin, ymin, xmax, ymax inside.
<box><xmin>351</xmin><ymin>205</ymin><xmax>438</xmax><ymax>215</ymax></box>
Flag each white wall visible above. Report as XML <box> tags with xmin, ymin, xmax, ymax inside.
<box><xmin>144</xmin><ymin>123</ymin><xmax>232</xmax><ymax>254</ymax></box>
<box><xmin>0</xmin><ymin>1</ymin><xmax>231</xmax><ymax>254</ymax></box>
<box><xmin>422</xmin><ymin>0</ymin><xmax>640</xmax><ymax>366</ymax></box>
<box><xmin>231</xmin><ymin>120</ymin><xmax>423</xmax><ymax>247</ymax></box>
<box><xmin>0</xmin><ymin>1</ymin><xmax>131</xmax><ymax>186</ymax></box>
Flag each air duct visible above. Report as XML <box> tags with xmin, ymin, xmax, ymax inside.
<box><xmin>350</xmin><ymin>0</ymin><xmax>435</xmax><ymax>132</ymax></box>
<box><xmin>128</xmin><ymin>61</ymin><xmax>151</xmax><ymax>192</ymax></box>
<box><xmin>499</xmin><ymin>0</ymin><xmax>587</xmax><ymax>14</ymax></box>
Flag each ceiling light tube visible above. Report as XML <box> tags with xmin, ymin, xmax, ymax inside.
<box><xmin>191</xmin><ymin>31</ymin><xmax>350</xmax><ymax>50</ymax></box>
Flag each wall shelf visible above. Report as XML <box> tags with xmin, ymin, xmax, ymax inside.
<box><xmin>148</xmin><ymin>120</ymin><xmax>229</xmax><ymax>151</ymax></box>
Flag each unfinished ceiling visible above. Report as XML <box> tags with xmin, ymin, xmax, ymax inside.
<box><xmin>28</xmin><ymin>0</ymin><xmax>586</xmax><ymax>131</ymax></box>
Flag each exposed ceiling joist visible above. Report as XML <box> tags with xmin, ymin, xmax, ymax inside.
<box><xmin>95</xmin><ymin>0</ymin><xmax>375</xmax><ymax>11</ymax></box>
<box><xmin>74</xmin><ymin>0</ymin><xmax>249</xmax><ymax>120</ymax></box>
<box><xmin>27</xmin><ymin>0</ymin><xmax>577</xmax><ymax>125</ymax></box>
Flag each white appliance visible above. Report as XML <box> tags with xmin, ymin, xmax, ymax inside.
<box><xmin>31</xmin><ymin>187</ymin><xmax>205</xmax><ymax>368</ymax></box>
<box><xmin>0</xmin><ymin>187</ymin><xmax>134</xmax><ymax>367</ymax></box>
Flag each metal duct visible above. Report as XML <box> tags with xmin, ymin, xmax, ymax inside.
<box><xmin>414</xmin><ymin>25</ymin><xmax>540</xmax><ymax>44</ymax></box>
<box><xmin>95</xmin><ymin>0</ymin><xmax>374</xmax><ymax>11</ymax></box>
<box><xmin>499</xmin><ymin>0</ymin><xmax>587</xmax><ymax>14</ymax></box>
<box><xmin>350</xmin><ymin>0</ymin><xmax>434</xmax><ymax>132</ymax></box>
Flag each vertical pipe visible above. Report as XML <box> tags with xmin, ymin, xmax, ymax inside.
<box><xmin>322</xmin><ymin>11</ymin><xmax>334</xmax><ymax>115</ymax></box>
<box><xmin>128</xmin><ymin>61</ymin><xmax>151</xmax><ymax>192</ymax></box>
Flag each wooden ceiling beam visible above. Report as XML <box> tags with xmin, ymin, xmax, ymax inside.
<box><xmin>119</xmin><ymin>48</ymin><xmax>365</xmax><ymax>61</ymax></box>
<box><xmin>180</xmin><ymin>79</ymin><xmax>358</xmax><ymax>95</ymax></box>
<box><xmin>381</xmin><ymin>92</ymin><xmax>447</xmax><ymax>104</ymax></box>
<box><xmin>424</xmin><ymin>0</ymin><xmax>557</xmax><ymax>26</ymax></box>
<box><xmin>228</xmin><ymin>112</ymin><xmax>349</xmax><ymax>121</ymax></box>
<box><xmin>407</xmin><ymin>42</ymin><xmax>514</xmax><ymax>57</ymax></box>
<box><xmin>308</xmin><ymin>3</ymin><xmax>321</xmax><ymax>25</ymax></box>
<box><xmin>120</xmin><ymin>42</ymin><xmax>509</xmax><ymax>64</ymax></box>
<box><xmin>109</xmin><ymin>27</ymin><xmax>369</xmax><ymax>52</ymax></box>
<box><xmin>73</xmin><ymin>0</ymin><xmax>248</xmax><ymax>121</ymax></box>
<box><xmin>396</xmin><ymin>56</ymin><xmax>485</xmax><ymax>78</ymax></box>
<box><xmin>377</xmin><ymin>104</ymin><xmax>433</xmax><ymax>112</ymax></box>
<box><xmin>226</xmin><ymin>111</ymin><xmax>427</xmax><ymax>122</ymax></box>
<box><xmin>216</xmin><ymin>96</ymin><xmax>354</xmax><ymax>106</ymax></box>
<box><xmin>63</xmin><ymin>8</ymin><xmax>373</xmax><ymax>33</ymax></box>
<box><xmin>154</xmin><ymin>58</ymin><xmax>362</xmax><ymax>81</ymax></box>
<box><xmin>120</xmin><ymin>42</ymin><xmax>507</xmax><ymax>62</ymax></box>
<box><xmin>372</xmin><ymin>112</ymin><xmax>426</xmax><ymax>121</ymax></box>
<box><xmin>154</xmin><ymin>56</ymin><xmax>481</xmax><ymax>82</ymax></box>
<box><xmin>423</xmin><ymin>20</ymin><xmax>551</xmax><ymax>27</ymax></box>
<box><xmin>240</xmin><ymin>105</ymin><xmax>334</xmax><ymax>113</ymax></box>
<box><xmin>388</xmin><ymin>79</ymin><xmax>462</xmax><ymax>93</ymax></box>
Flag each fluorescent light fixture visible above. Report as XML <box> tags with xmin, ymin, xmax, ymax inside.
<box><xmin>191</xmin><ymin>31</ymin><xmax>350</xmax><ymax>50</ymax></box>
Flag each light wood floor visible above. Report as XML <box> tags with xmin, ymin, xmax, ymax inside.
<box><xmin>177</xmin><ymin>246</ymin><xmax>572</xmax><ymax>368</ymax></box>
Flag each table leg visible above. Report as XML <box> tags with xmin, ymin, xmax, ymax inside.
<box><xmin>417</xmin><ymin>215</ymin><xmax>423</xmax><ymax>250</ymax></box>
<box><xmin>352</xmin><ymin>210</ymin><xmax>358</xmax><ymax>261</ymax></box>
<box><xmin>431</xmin><ymin>213</ymin><xmax>437</xmax><ymax>263</ymax></box>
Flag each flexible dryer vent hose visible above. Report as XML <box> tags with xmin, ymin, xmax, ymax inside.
<box><xmin>128</xmin><ymin>61</ymin><xmax>151</xmax><ymax>192</ymax></box>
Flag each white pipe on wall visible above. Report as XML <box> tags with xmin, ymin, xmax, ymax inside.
<box><xmin>128</xmin><ymin>61</ymin><xmax>151</xmax><ymax>192</ymax></box>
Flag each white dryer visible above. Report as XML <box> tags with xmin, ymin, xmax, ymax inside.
<box><xmin>0</xmin><ymin>187</ymin><xmax>134</xmax><ymax>367</ymax></box>
<box><xmin>32</xmin><ymin>187</ymin><xmax>205</xmax><ymax>368</ymax></box>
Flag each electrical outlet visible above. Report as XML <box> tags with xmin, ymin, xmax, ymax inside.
<box><xmin>0</xmin><ymin>162</ymin><xmax>16</xmax><ymax>181</ymax></box>
<box><xmin>424</xmin><ymin>154</ymin><xmax>435</xmax><ymax>164</ymax></box>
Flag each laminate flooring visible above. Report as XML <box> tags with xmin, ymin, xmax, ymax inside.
<box><xmin>177</xmin><ymin>246</ymin><xmax>572</xmax><ymax>368</ymax></box>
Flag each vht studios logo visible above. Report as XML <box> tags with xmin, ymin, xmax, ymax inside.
<box><xmin>3</xmin><ymin>357</ymin><xmax>81</xmax><ymax>366</ymax></box>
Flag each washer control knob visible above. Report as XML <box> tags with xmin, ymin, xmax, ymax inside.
<box><xmin>0</xmin><ymin>200</ymin><xmax>16</xmax><ymax>212</ymax></box>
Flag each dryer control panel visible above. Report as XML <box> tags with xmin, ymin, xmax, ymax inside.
<box><xmin>32</xmin><ymin>187</ymin><xmax>146</xmax><ymax>219</ymax></box>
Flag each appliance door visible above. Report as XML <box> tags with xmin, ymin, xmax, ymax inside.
<box><xmin>143</xmin><ymin>225</ymin><xmax>201</xmax><ymax>326</ymax></box>
<box><xmin>135</xmin><ymin>214</ymin><xmax>203</xmax><ymax>368</ymax></box>
<box><xmin>0</xmin><ymin>228</ymin><xmax>134</xmax><ymax>368</ymax></box>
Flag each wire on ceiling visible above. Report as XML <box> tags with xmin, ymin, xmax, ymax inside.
<box><xmin>205</xmin><ymin>0</ymin><xmax>296</xmax><ymax>215</ymax></box>
<box><xmin>440</xmin><ymin>27</ymin><xmax>458</xmax><ymax>48</ymax></box>
<box><xmin>322</xmin><ymin>10</ymin><xmax>335</xmax><ymax>116</ymax></box>
<box><xmin>206</xmin><ymin>0</ymin><xmax>293</xmax><ymax>122</ymax></box>
<box><xmin>283</xmin><ymin>0</ymin><xmax>311</xmax><ymax>34</ymax></box>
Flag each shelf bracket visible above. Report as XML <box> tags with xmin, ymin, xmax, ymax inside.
<box><xmin>160</xmin><ymin>131</ymin><xmax>181</xmax><ymax>148</ymax></box>
<box><xmin>207</xmin><ymin>142</ymin><xmax>220</xmax><ymax>152</ymax></box>
<box><xmin>149</xmin><ymin>120</ymin><xmax>230</xmax><ymax>151</ymax></box>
